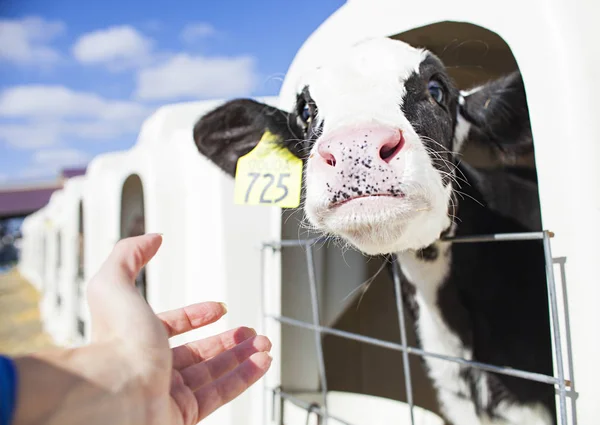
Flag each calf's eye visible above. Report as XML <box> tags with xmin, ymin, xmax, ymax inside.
<box><xmin>428</xmin><ymin>80</ymin><xmax>444</xmax><ymax>103</ymax></box>
<box><xmin>302</xmin><ymin>104</ymin><xmax>312</xmax><ymax>122</ymax></box>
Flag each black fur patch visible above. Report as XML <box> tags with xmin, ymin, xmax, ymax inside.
<box><xmin>416</xmin><ymin>244</ymin><xmax>439</xmax><ymax>261</ymax></box>
<box><xmin>459</xmin><ymin>71</ymin><xmax>534</xmax><ymax>156</ymax></box>
<box><xmin>193</xmin><ymin>98</ymin><xmax>304</xmax><ymax>176</ymax></box>
<box><xmin>401</xmin><ymin>54</ymin><xmax>460</xmax><ymax>185</ymax></box>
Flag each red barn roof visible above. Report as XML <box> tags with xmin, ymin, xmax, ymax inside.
<box><xmin>60</xmin><ymin>167</ymin><xmax>87</xmax><ymax>180</ymax></box>
<box><xmin>0</xmin><ymin>184</ymin><xmax>60</xmax><ymax>218</ymax></box>
<box><xmin>0</xmin><ymin>167</ymin><xmax>86</xmax><ymax>219</ymax></box>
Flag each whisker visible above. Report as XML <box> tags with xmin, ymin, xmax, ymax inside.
<box><xmin>453</xmin><ymin>189</ymin><xmax>484</xmax><ymax>207</ymax></box>
<box><xmin>341</xmin><ymin>260</ymin><xmax>388</xmax><ymax>311</ymax></box>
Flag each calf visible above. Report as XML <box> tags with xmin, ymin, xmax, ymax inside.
<box><xmin>192</xmin><ymin>38</ymin><xmax>555</xmax><ymax>425</ymax></box>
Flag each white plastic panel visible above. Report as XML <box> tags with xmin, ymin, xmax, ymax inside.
<box><xmin>52</xmin><ymin>177</ymin><xmax>85</xmax><ymax>346</ymax></box>
<box><xmin>282</xmin><ymin>392</ymin><xmax>444</xmax><ymax>425</ymax></box>
<box><xmin>272</xmin><ymin>0</ymin><xmax>600</xmax><ymax>423</ymax></box>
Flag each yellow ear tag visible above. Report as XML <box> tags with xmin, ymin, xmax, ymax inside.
<box><xmin>234</xmin><ymin>130</ymin><xmax>303</xmax><ymax>208</ymax></box>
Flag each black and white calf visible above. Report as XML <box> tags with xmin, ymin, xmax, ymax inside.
<box><xmin>193</xmin><ymin>38</ymin><xmax>555</xmax><ymax>425</ymax></box>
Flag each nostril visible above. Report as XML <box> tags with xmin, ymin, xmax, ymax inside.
<box><xmin>379</xmin><ymin>133</ymin><xmax>404</xmax><ymax>163</ymax></box>
<box><xmin>317</xmin><ymin>144</ymin><xmax>337</xmax><ymax>167</ymax></box>
<box><xmin>322</xmin><ymin>152</ymin><xmax>336</xmax><ymax>167</ymax></box>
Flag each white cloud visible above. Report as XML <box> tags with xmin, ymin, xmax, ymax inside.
<box><xmin>72</xmin><ymin>25</ymin><xmax>153</xmax><ymax>70</ymax></box>
<box><xmin>135</xmin><ymin>53</ymin><xmax>257</xmax><ymax>100</ymax></box>
<box><xmin>0</xmin><ymin>85</ymin><xmax>151</xmax><ymax>149</ymax></box>
<box><xmin>0</xmin><ymin>85</ymin><xmax>148</xmax><ymax>120</ymax></box>
<box><xmin>16</xmin><ymin>149</ymin><xmax>90</xmax><ymax>182</ymax></box>
<box><xmin>0</xmin><ymin>16</ymin><xmax>65</xmax><ymax>65</ymax></box>
<box><xmin>33</xmin><ymin>148</ymin><xmax>90</xmax><ymax>167</ymax></box>
<box><xmin>0</xmin><ymin>121</ymin><xmax>62</xmax><ymax>149</ymax></box>
<box><xmin>180</xmin><ymin>23</ymin><xmax>216</xmax><ymax>43</ymax></box>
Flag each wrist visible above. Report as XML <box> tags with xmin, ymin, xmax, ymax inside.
<box><xmin>12</xmin><ymin>344</ymin><xmax>145</xmax><ymax>425</ymax></box>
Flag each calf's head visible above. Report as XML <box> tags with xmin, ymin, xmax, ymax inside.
<box><xmin>193</xmin><ymin>38</ymin><xmax>531</xmax><ymax>255</ymax></box>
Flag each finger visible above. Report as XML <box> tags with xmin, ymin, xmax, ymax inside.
<box><xmin>194</xmin><ymin>352</ymin><xmax>272</xmax><ymax>422</ymax></box>
<box><xmin>172</xmin><ymin>327</ymin><xmax>256</xmax><ymax>370</ymax></box>
<box><xmin>92</xmin><ymin>234</ymin><xmax>163</xmax><ymax>289</ymax></box>
<box><xmin>170</xmin><ymin>370</ymin><xmax>198</xmax><ymax>425</ymax></box>
<box><xmin>86</xmin><ymin>234</ymin><xmax>163</xmax><ymax>340</ymax></box>
<box><xmin>181</xmin><ymin>335</ymin><xmax>272</xmax><ymax>391</ymax></box>
<box><xmin>159</xmin><ymin>302</ymin><xmax>227</xmax><ymax>338</ymax></box>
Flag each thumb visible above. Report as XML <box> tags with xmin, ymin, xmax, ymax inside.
<box><xmin>97</xmin><ymin>233</ymin><xmax>163</xmax><ymax>287</ymax></box>
<box><xmin>87</xmin><ymin>233</ymin><xmax>163</xmax><ymax>341</ymax></box>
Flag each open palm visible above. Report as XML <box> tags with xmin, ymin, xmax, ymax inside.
<box><xmin>86</xmin><ymin>234</ymin><xmax>272</xmax><ymax>425</ymax></box>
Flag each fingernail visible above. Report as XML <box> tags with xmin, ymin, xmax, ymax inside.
<box><xmin>219</xmin><ymin>302</ymin><xmax>228</xmax><ymax>313</ymax></box>
<box><xmin>248</xmin><ymin>327</ymin><xmax>257</xmax><ymax>335</ymax></box>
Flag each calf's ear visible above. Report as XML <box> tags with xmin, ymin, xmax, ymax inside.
<box><xmin>193</xmin><ymin>98</ymin><xmax>304</xmax><ymax>177</ymax></box>
<box><xmin>457</xmin><ymin>71</ymin><xmax>533</xmax><ymax>155</ymax></box>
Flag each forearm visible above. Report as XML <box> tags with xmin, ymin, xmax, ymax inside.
<box><xmin>12</xmin><ymin>345</ymin><xmax>144</xmax><ymax>425</ymax></box>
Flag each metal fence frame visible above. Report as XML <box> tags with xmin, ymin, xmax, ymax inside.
<box><xmin>260</xmin><ymin>230</ymin><xmax>575</xmax><ymax>425</ymax></box>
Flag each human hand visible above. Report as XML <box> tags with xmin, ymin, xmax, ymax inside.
<box><xmin>87</xmin><ymin>233</ymin><xmax>273</xmax><ymax>424</ymax></box>
<box><xmin>13</xmin><ymin>234</ymin><xmax>272</xmax><ymax>425</ymax></box>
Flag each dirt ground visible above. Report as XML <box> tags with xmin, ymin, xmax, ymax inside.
<box><xmin>0</xmin><ymin>268</ymin><xmax>55</xmax><ymax>356</ymax></box>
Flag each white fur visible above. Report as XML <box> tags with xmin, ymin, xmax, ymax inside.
<box><xmin>300</xmin><ymin>38</ymin><xmax>452</xmax><ymax>253</ymax></box>
<box><xmin>460</xmin><ymin>86</ymin><xmax>485</xmax><ymax>100</ymax></box>
<box><xmin>397</xmin><ymin>245</ymin><xmax>553</xmax><ymax>425</ymax></box>
<box><xmin>453</xmin><ymin>112</ymin><xmax>472</xmax><ymax>153</ymax></box>
<box><xmin>397</xmin><ymin>243</ymin><xmax>479</xmax><ymax>425</ymax></box>
<box><xmin>298</xmin><ymin>38</ymin><xmax>427</xmax><ymax>133</ymax></box>
<box><xmin>484</xmin><ymin>401</ymin><xmax>553</xmax><ymax>425</ymax></box>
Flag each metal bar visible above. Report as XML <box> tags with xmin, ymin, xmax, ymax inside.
<box><xmin>306</xmin><ymin>245</ymin><xmax>329</xmax><ymax>419</ymax></box>
<box><xmin>272</xmin><ymin>388</ymin><xmax>356</xmax><ymax>425</ymax></box>
<box><xmin>263</xmin><ymin>237</ymin><xmax>326</xmax><ymax>249</ymax></box>
<box><xmin>554</xmin><ymin>256</ymin><xmax>579</xmax><ymax>425</ymax></box>
<box><xmin>441</xmin><ymin>231</ymin><xmax>550</xmax><ymax>243</ymax></box>
<box><xmin>391</xmin><ymin>256</ymin><xmax>415</xmax><ymax>425</ymax></box>
<box><xmin>269</xmin><ymin>314</ymin><xmax>569</xmax><ymax>388</ymax></box>
<box><xmin>263</xmin><ymin>230</ymin><xmax>553</xmax><ymax>250</ymax></box>
<box><xmin>264</xmin><ymin>229</ymin><xmax>570</xmax><ymax>424</ymax></box>
<box><xmin>259</xmin><ymin>246</ymin><xmax>268</xmax><ymax>425</ymax></box>
<box><xmin>543</xmin><ymin>232</ymin><xmax>568</xmax><ymax>425</ymax></box>
<box><xmin>306</xmin><ymin>403</ymin><xmax>321</xmax><ymax>425</ymax></box>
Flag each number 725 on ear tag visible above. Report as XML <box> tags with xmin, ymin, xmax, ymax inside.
<box><xmin>234</xmin><ymin>131</ymin><xmax>303</xmax><ymax>208</ymax></box>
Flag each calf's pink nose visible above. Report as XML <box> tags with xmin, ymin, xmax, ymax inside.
<box><xmin>316</xmin><ymin>124</ymin><xmax>404</xmax><ymax>168</ymax></box>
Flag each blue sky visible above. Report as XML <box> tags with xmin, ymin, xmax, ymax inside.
<box><xmin>0</xmin><ymin>0</ymin><xmax>345</xmax><ymax>185</ymax></box>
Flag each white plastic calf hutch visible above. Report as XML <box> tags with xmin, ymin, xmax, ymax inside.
<box><xmin>81</xmin><ymin>96</ymin><xmax>277</xmax><ymax>317</ymax></box>
<box><xmin>65</xmin><ymin>97</ymin><xmax>280</xmax><ymax>425</ymax></box>
<box><xmin>18</xmin><ymin>96</ymin><xmax>280</xmax><ymax>425</ymax></box>
<box><xmin>257</xmin><ymin>1</ymin><xmax>600</xmax><ymax>425</ymax></box>
<box><xmin>19</xmin><ymin>178</ymin><xmax>86</xmax><ymax>348</ymax></box>
<box><xmin>50</xmin><ymin>176</ymin><xmax>85</xmax><ymax>346</ymax></box>
<box><xmin>36</xmin><ymin>190</ymin><xmax>65</xmax><ymax>340</ymax></box>
<box><xmin>19</xmin><ymin>208</ymin><xmax>48</xmax><ymax>291</ymax></box>
<box><xmin>126</xmin><ymin>97</ymin><xmax>282</xmax><ymax>425</ymax></box>
<box><xmin>21</xmin><ymin>198</ymin><xmax>69</xmax><ymax>344</ymax></box>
